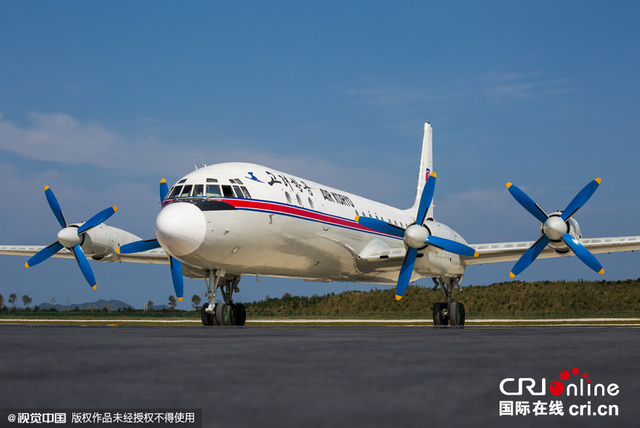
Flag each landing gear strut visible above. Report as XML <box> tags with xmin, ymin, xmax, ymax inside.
<box><xmin>201</xmin><ymin>269</ymin><xmax>246</xmax><ymax>327</ymax></box>
<box><xmin>432</xmin><ymin>276</ymin><xmax>465</xmax><ymax>327</ymax></box>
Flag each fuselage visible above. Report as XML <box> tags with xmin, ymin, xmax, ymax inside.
<box><xmin>155</xmin><ymin>162</ymin><xmax>468</xmax><ymax>284</ymax></box>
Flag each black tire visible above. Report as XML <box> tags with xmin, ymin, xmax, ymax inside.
<box><xmin>433</xmin><ymin>302</ymin><xmax>444</xmax><ymax>326</ymax></box>
<box><xmin>233</xmin><ymin>304</ymin><xmax>247</xmax><ymax>326</ymax></box>
<box><xmin>216</xmin><ymin>303</ymin><xmax>231</xmax><ymax>326</ymax></box>
<box><xmin>449</xmin><ymin>302</ymin><xmax>465</xmax><ymax>327</ymax></box>
<box><xmin>201</xmin><ymin>303</ymin><xmax>214</xmax><ymax>326</ymax></box>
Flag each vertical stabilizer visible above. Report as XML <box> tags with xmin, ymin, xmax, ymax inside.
<box><xmin>406</xmin><ymin>122</ymin><xmax>433</xmax><ymax>221</ymax></box>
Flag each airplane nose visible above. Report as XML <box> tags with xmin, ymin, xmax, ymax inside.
<box><xmin>155</xmin><ymin>202</ymin><xmax>206</xmax><ymax>257</ymax></box>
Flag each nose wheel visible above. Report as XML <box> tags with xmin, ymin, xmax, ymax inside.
<box><xmin>432</xmin><ymin>277</ymin><xmax>465</xmax><ymax>327</ymax></box>
<box><xmin>201</xmin><ymin>269</ymin><xmax>246</xmax><ymax>326</ymax></box>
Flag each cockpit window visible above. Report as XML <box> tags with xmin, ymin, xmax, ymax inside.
<box><xmin>180</xmin><ymin>185</ymin><xmax>193</xmax><ymax>197</ymax></box>
<box><xmin>168</xmin><ymin>186</ymin><xmax>182</xmax><ymax>199</ymax></box>
<box><xmin>221</xmin><ymin>185</ymin><xmax>235</xmax><ymax>198</ymax></box>
<box><xmin>206</xmin><ymin>184</ymin><xmax>222</xmax><ymax>197</ymax></box>
<box><xmin>207</xmin><ymin>178</ymin><xmax>218</xmax><ymax>183</ymax></box>
<box><xmin>193</xmin><ymin>184</ymin><xmax>204</xmax><ymax>197</ymax></box>
<box><xmin>240</xmin><ymin>186</ymin><xmax>251</xmax><ymax>199</ymax></box>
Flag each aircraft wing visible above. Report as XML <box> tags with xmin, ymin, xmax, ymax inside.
<box><xmin>0</xmin><ymin>245</ymin><xmax>171</xmax><ymax>266</ymax></box>
<box><xmin>466</xmin><ymin>236</ymin><xmax>640</xmax><ymax>265</ymax></box>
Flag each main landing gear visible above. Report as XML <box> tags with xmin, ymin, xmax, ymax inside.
<box><xmin>200</xmin><ymin>269</ymin><xmax>247</xmax><ymax>326</ymax></box>
<box><xmin>431</xmin><ymin>276</ymin><xmax>465</xmax><ymax>327</ymax></box>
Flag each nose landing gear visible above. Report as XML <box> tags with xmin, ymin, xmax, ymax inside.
<box><xmin>201</xmin><ymin>269</ymin><xmax>246</xmax><ymax>326</ymax></box>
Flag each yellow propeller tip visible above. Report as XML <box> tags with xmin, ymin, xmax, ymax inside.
<box><xmin>430</xmin><ymin>172</ymin><xmax>437</xmax><ymax>178</ymax></box>
<box><xmin>595</xmin><ymin>178</ymin><xmax>602</xmax><ymax>184</ymax></box>
<box><xmin>116</xmin><ymin>247</ymin><xmax>121</xmax><ymax>254</ymax></box>
<box><xmin>44</xmin><ymin>186</ymin><xmax>50</xmax><ymax>191</ymax></box>
<box><xmin>177</xmin><ymin>297</ymin><xmax>183</xmax><ymax>302</ymax></box>
<box><xmin>113</xmin><ymin>206</ymin><xmax>118</xmax><ymax>212</ymax></box>
<box><xmin>473</xmin><ymin>251</ymin><xmax>479</xmax><ymax>258</ymax></box>
<box><xmin>506</xmin><ymin>182</ymin><xmax>512</xmax><ymax>189</ymax></box>
<box><xmin>598</xmin><ymin>268</ymin><xmax>605</xmax><ymax>275</ymax></box>
<box><xmin>92</xmin><ymin>285</ymin><xmax>97</xmax><ymax>290</ymax></box>
<box><xmin>395</xmin><ymin>295</ymin><xmax>403</xmax><ymax>301</ymax></box>
<box><xmin>355</xmin><ymin>216</ymin><xmax>360</xmax><ymax>222</ymax></box>
<box><xmin>509</xmin><ymin>272</ymin><xmax>516</xmax><ymax>278</ymax></box>
<box><xmin>25</xmin><ymin>262</ymin><xmax>30</xmax><ymax>268</ymax></box>
<box><xmin>160</xmin><ymin>178</ymin><xmax>167</xmax><ymax>183</ymax></box>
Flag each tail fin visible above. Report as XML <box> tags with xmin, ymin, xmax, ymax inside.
<box><xmin>406</xmin><ymin>122</ymin><xmax>433</xmax><ymax>221</ymax></box>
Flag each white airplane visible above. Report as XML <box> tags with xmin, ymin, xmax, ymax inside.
<box><xmin>2</xmin><ymin>123</ymin><xmax>640</xmax><ymax>326</ymax></box>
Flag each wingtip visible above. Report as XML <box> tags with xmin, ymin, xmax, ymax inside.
<box><xmin>509</xmin><ymin>272</ymin><xmax>516</xmax><ymax>278</ymax></box>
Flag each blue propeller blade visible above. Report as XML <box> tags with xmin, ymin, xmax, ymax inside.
<box><xmin>425</xmin><ymin>235</ymin><xmax>478</xmax><ymax>258</ymax></box>
<box><xmin>160</xmin><ymin>178</ymin><xmax>169</xmax><ymax>202</ymax></box>
<box><xmin>170</xmin><ymin>257</ymin><xmax>184</xmax><ymax>301</ymax></box>
<box><xmin>77</xmin><ymin>206</ymin><xmax>118</xmax><ymax>234</ymax></box>
<box><xmin>26</xmin><ymin>241</ymin><xmax>64</xmax><ymax>268</ymax></box>
<box><xmin>118</xmin><ymin>239</ymin><xmax>161</xmax><ymax>254</ymax></box>
<box><xmin>396</xmin><ymin>247</ymin><xmax>418</xmax><ymax>300</ymax></box>
<box><xmin>44</xmin><ymin>187</ymin><xmax>67</xmax><ymax>228</ymax></box>
<box><xmin>509</xmin><ymin>235</ymin><xmax>550</xmax><ymax>278</ymax></box>
<box><xmin>356</xmin><ymin>216</ymin><xmax>405</xmax><ymax>238</ymax></box>
<box><xmin>561</xmin><ymin>178</ymin><xmax>601</xmax><ymax>221</ymax></box>
<box><xmin>416</xmin><ymin>173</ymin><xmax>437</xmax><ymax>225</ymax></box>
<box><xmin>506</xmin><ymin>183</ymin><xmax>548</xmax><ymax>223</ymax></box>
<box><xmin>71</xmin><ymin>245</ymin><xmax>97</xmax><ymax>289</ymax></box>
<box><xmin>561</xmin><ymin>233</ymin><xmax>604</xmax><ymax>274</ymax></box>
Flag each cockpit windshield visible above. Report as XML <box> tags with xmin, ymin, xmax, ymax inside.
<box><xmin>165</xmin><ymin>178</ymin><xmax>252</xmax><ymax>201</ymax></box>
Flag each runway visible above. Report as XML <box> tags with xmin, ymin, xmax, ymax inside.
<box><xmin>1</xmin><ymin>325</ymin><xmax>638</xmax><ymax>427</ymax></box>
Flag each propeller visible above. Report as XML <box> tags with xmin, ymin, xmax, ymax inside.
<box><xmin>506</xmin><ymin>178</ymin><xmax>604</xmax><ymax>278</ymax></box>
<box><xmin>356</xmin><ymin>172</ymin><xmax>478</xmax><ymax>300</ymax></box>
<box><xmin>25</xmin><ymin>186</ymin><xmax>117</xmax><ymax>289</ymax></box>
<box><xmin>118</xmin><ymin>178</ymin><xmax>184</xmax><ymax>302</ymax></box>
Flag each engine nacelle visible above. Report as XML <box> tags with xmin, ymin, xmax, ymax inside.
<box><xmin>75</xmin><ymin>223</ymin><xmax>142</xmax><ymax>262</ymax></box>
<box><xmin>542</xmin><ymin>212</ymin><xmax>582</xmax><ymax>253</ymax></box>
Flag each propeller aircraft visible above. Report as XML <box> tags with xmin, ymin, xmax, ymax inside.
<box><xmin>2</xmin><ymin>123</ymin><xmax>639</xmax><ymax>326</ymax></box>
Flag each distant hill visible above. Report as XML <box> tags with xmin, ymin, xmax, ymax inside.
<box><xmin>37</xmin><ymin>299</ymin><xmax>133</xmax><ymax>311</ymax></box>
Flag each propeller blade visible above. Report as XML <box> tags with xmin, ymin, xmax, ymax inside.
<box><xmin>170</xmin><ymin>257</ymin><xmax>184</xmax><ymax>302</ymax></box>
<box><xmin>118</xmin><ymin>239</ymin><xmax>161</xmax><ymax>254</ymax></box>
<box><xmin>506</xmin><ymin>183</ymin><xmax>548</xmax><ymax>223</ymax></box>
<box><xmin>356</xmin><ymin>216</ymin><xmax>405</xmax><ymax>238</ymax></box>
<box><xmin>77</xmin><ymin>206</ymin><xmax>118</xmax><ymax>234</ymax></box>
<box><xmin>561</xmin><ymin>178</ymin><xmax>601</xmax><ymax>221</ymax></box>
<box><xmin>509</xmin><ymin>235</ymin><xmax>550</xmax><ymax>278</ymax></box>
<box><xmin>425</xmin><ymin>235</ymin><xmax>479</xmax><ymax>258</ymax></box>
<box><xmin>25</xmin><ymin>241</ymin><xmax>64</xmax><ymax>268</ymax></box>
<box><xmin>44</xmin><ymin>186</ymin><xmax>67</xmax><ymax>228</ymax></box>
<box><xmin>160</xmin><ymin>178</ymin><xmax>169</xmax><ymax>202</ymax></box>
<box><xmin>562</xmin><ymin>233</ymin><xmax>604</xmax><ymax>274</ymax></box>
<box><xmin>71</xmin><ymin>245</ymin><xmax>97</xmax><ymax>289</ymax></box>
<box><xmin>416</xmin><ymin>172</ymin><xmax>437</xmax><ymax>225</ymax></box>
<box><xmin>396</xmin><ymin>247</ymin><xmax>418</xmax><ymax>300</ymax></box>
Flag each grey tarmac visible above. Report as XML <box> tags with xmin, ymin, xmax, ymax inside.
<box><xmin>0</xmin><ymin>325</ymin><xmax>638</xmax><ymax>428</ymax></box>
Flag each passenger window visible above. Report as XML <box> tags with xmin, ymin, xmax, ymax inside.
<box><xmin>168</xmin><ymin>186</ymin><xmax>182</xmax><ymax>199</ymax></box>
<box><xmin>206</xmin><ymin>185</ymin><xmax>222</xmax><ymax>197</ymax></box>
<box><xmin>296</xmin><ymin>194</ymin><xmax>302</xmax><ymax>206</ymax></box>
<box><xmin>285</xmin><ymin>192</ymin><xmax>292</xmax><ymax>204</ymax></box>
<box><xmin>222</xmin><ymin>185</ymin><xmax>235</xmax><ymax>198</ymax></box>
<box><xmin>193</xmin><ymin>185</ymin><xmax>204</xmax><ymax>197</ymax></box>
<box><xmin>180</xmin><ymin>185</ymin><xmax>193</xmax><ymax>197</ymax></box>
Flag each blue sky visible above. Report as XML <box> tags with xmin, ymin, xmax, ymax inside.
<box><xmin>1</xmin><ymin>1</ymin><xmax>639</xmax><ymax>309</ymax></box>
